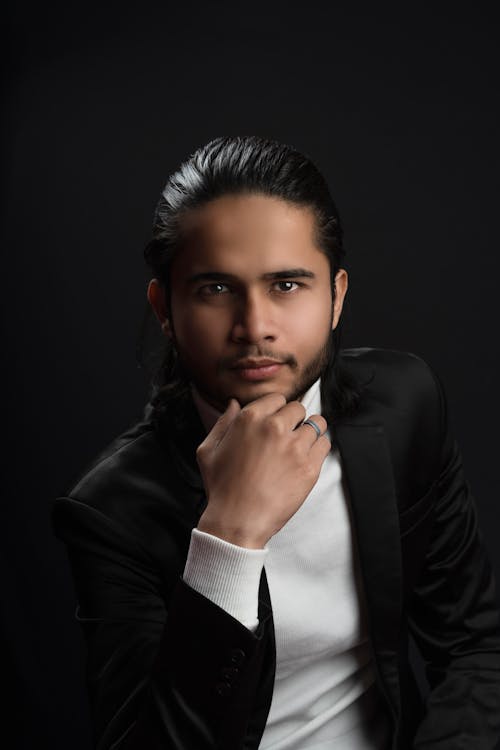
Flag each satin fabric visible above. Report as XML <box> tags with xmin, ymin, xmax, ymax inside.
<box><xmin>52</xmin><ymin>347</ymin><xmax>500</xmax><ymax>749</ymax></box>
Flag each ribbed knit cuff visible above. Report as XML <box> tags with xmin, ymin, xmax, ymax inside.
<box><xmin>182</xmin><ymin>528</ymin><xmax>268</xmax><ymax>632</ymax></box>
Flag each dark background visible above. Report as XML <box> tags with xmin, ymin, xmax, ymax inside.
<box><xmin>3</xmin><ymin>2</ymin><xmax>499</xmax><ymax>748</ymax></box>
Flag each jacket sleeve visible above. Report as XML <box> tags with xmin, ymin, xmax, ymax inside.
<box><xmin>51</xmin><ymin>497</ymin><xmax>275</xmax><ymax>750</ymax></box>
<box><xmin>408</xmin><ymin>368</ymin><xmax>500</xmax><ymax>749</ymax></box>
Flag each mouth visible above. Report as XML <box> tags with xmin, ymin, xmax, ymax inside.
<box><xmin>230</xmin><ymin>359</ymin><xmax>285</xmax><ymax>381</ymax></box>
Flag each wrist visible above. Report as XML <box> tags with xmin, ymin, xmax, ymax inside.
<box><xmin>197</xmin><ymin>514</ymin><xmax>267</xmax><ymax>549</ymax></box>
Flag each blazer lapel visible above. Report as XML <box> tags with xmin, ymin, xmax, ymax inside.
<box><xmin>333</xmin><ymin>418</ymin><xmax>402</xmax><ymax>722</ymax></box>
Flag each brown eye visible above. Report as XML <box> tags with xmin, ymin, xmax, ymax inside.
<box><xmin>199</xmin><ymin>283</ymin><xmax>230</xmax><ymax>296</ymax></box>
<box><xmin>273</xmin><ymin>280</ymin><xmax>300</xmax><ymax>293</ymax></box>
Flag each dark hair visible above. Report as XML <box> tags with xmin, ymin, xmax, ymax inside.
<box><xmin>137</xmin><ymin>135</ymin><xmax>361</xmax><ymax>424</ymax></box>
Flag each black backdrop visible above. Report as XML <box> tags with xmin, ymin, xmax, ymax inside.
<box><xmin>3</xmin><ymin>3</ymin><xmax>499</xmax><ymax>748</ymax></box>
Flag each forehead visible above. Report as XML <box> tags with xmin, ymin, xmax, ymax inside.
<box><xmin>174</xmin><ymin>193</ymin><xmax>329</xmax><ymax>277</ymax></box>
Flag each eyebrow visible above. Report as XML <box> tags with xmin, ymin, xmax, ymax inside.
<box><xmin>187</xmin><ymin>268</ymin><xmax>316</xmax><ymax>284</ymax></box>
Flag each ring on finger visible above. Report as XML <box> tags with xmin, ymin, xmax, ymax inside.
<box><xmin>302</xmin><ymin>417</ymin><xmax>322</xmax><ymax>438</ymax></box>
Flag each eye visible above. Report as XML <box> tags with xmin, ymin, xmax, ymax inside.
<box><xmin>198</xmin><ymin>282</ymin><xmax>230</xmax><ymax>296</ymax></box>
<box><xmin>273</xmin><ymin>280</ymin><xmax>301</xmax><ymax>293</ymax></box>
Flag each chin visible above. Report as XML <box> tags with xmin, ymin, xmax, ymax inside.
<box><xmin>228</xmin><ymin>382</ymin><xmax>293</xmax><ymax>408</ymax></box>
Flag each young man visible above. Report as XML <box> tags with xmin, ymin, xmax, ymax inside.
<box><xmin>53</xmin><ymin>135</ymin><xmax>500</xmax><ymax>749</ymax></box>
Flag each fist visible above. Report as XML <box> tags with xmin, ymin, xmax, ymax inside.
<box><xmin>196</xmin><ymin>392</ymin><xmax>331</xmax><ymax>548</ymax></box>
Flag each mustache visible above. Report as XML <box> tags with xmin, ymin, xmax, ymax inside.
<box><xmin>218</xmin><ymin>350</ymin><xmax>298</xmax><ymax>371</ymax></box>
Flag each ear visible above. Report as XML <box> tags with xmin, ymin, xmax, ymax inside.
<box><xmin>331</xmin><ymin>269</ymin><xmax>348</xmax><ymax>330</ymax></box>
<box><xmin>147</xmin><ymin>278</ymin><xmax>172</xmax><ymax>338</ymax></box>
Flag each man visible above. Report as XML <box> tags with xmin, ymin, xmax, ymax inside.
<box><xmin>52</xmin><ymin>135</ymin><xmax>500</xmax><ymax>749</ymax></box>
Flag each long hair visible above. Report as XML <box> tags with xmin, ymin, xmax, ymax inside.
<box><xmin>137</xmin><ymin>135</ymin><xmax>361</xmax><ymax>424</ymax></box>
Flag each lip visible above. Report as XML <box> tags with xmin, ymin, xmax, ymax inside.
<box><xmin>230</xmin><ymin>358</ymin><xmax>284</xmax><ymax>368</ymax></box>
<box><xmin>231</xmin><ymin>360</ymin><xmax>285</xmax><ymax>381</ymax></box>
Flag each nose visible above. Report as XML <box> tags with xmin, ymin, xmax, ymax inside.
<box><xmin>230</xmin><ymin>290</ymin><xmax>277</xmax><ymax>344</ymax></box>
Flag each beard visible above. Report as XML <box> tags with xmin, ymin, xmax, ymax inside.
<box><xmin>168</xmin><ymin>304</ymin><xmax>336</xmax><ymax>411</ymax></box>
<box><xmin>281</xmin><ymin>330</ymin><xmax>333</xmax><ymax>404</ymax></box>
<box><xmin>172</xmin><ymin>326</ymin><xmax>334</xmax><ymax>413</ymax></box>
<box><xmin>165</xmin><ymin>291</ymin><xmax>336</xmax><ymax>410</ymax></box>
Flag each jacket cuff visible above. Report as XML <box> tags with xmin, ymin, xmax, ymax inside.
<box><xmin>183</xmin><ymin>528</ymin><xmax>268</xmax><ymax>632</ymax></box>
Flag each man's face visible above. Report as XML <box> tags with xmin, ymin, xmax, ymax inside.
<box><xmin>148</xmin><ymin>193</ymin><xmax>348</xmax><ymax>411</ymax></box>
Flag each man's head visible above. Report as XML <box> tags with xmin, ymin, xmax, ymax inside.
<box><xmin>144</xmin><ymin>135</ymin><xmax>348</xmax><ymax>412</ymax></box>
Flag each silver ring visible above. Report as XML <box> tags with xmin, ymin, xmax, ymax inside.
<box><xmin>302</xmin><ymin>418</ymin><xmax>321</xmax><ymax>438</ymax></box>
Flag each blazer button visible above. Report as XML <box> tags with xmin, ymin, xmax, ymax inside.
<box><xmin>221</xmin><ymin>666</ymin><xmax>240</xmax><ymax>682</ymax></box>
<box><xmin>215</xmin><ymin>681</ymin><xmax>232</xmax><ymax>697</ymax></box>
<box><xmin>229</xmin><ymin>648</ymin><xmax>246</xmax><ymax>666</ymax></box>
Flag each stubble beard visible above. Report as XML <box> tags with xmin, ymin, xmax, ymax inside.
<box><xmin>170</xmin><ymin>309</ymin><xmax>335</xmax><ymax>411</ymax></box>
<box><xmin>284</xmin><ymin>331</ymin><xmax>333</xmax><ymax>404</ymax></box>
<box><xmin>215</xmin><ymin>329</ymin><xmax>333</xmax><ymax>409</ymax></box>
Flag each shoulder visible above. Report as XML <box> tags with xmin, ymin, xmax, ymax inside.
<box><xmin>52</xmin><ymin>390</ymin><xmax>205</xmax><ymax>549</ymax></box>
<box><xmin>338</xmin><ymin>347</ymin><xmax>446</xmax><ymax>446</ymax></box>
<box><xmin>64</xmin><ymin>408</ymin><xmax>161</xmax><ymax>504</ymax></box>
<box><xmin>341</xmin><ymin>345</ymin><xmax>437</xmax><ymax>380</ymax></box>
<box><xmin>51</xmin><ymin>403</ymin><xmax>197</xmax><ymax>594</ymax></box>
<box><xmin>52</xmin><ymin>405</ymin><xmax>180</xmax><ymax>533</ymax></box>
<box><xmin>340</xmin><ymin>346</ymin><xmax>442</xmax><ymax>407</ymax></box>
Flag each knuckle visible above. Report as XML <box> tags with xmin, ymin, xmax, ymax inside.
<box><xmin>272</xmin><ymin>392</ymin><xmax>287</xmax><ymax>407</ymax></box>
<box><xmin>303</xmin><ymin>460</ymin><xmax>318</xmax><ymax>480</ymax></box>
<box><xmin>296</xmin><ymin>401</ymin><xmax>307</xmax><ymax>417</ymax></box>
<box><xmin>260</xmin><ymin>392</ymin><xmax>286</xmax><ymax>408</ymax></box>
<box><xmin>264</xmin><ymin>415</ymin><xmax>284</xmax><ymax>436</ymax></box>
<box><xmin>239</xmin><ymin>407</ymin><xmax>257</xmax><ymax>425</ymax></box>
<box><xmin>290</xmin><ymin>439</ymin><xmax>303</xmax><ymax>460</ymax></box>
<box><xmin>319</xmin><ymin>435</ymin><xmax>332</xmax><ymax>452</ymax></box>
<box><xmin>291</xmin><ymin>403</ymin><xmax>306</xmax><ymax>425</ymax></box>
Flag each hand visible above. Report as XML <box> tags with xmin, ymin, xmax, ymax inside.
<box><xmin>196</xmin><ymin>393</ymin><xmax>331</xmax><ymax>548</ymax></box>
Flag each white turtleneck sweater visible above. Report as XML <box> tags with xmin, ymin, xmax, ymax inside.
<box><xmin>183</xmin><ymin>378</ymin><xmax>391</xmax><ymax>749</ymax></box>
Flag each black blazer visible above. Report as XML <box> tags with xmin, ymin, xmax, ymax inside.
<box><xmin>52</xmin><ymin>347</ymin><xmax>500</xmax><ymax>750</ymax></box>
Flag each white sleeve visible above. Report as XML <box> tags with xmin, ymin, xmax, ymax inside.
<box><xmin>182</xmin><ymin>527</ymin><xmax>268</xmax><ymax>633</ymax></box>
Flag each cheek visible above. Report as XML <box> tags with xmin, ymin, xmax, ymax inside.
<box><xmin>286</xmin><ymin>298</ymin><xmax>332</xmax><ymax>346</ymax></box>
<box><xmin>172</xmin><ymin>306</ymin><xmax>228</xmax><ymax>357</ymax></box>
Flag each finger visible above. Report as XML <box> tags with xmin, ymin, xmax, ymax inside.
<box><xmin>240</xmin><ymin>391</ymin><xmax>288</xmax><ymax>419</ymax></box>
<box><xmin>270</xmin><ymin>399</ymin><xmax>308</xmax><ymax>432</ymax></box>
<box><xmin>203</xmin><ymin>398</ymin><xmax>241</xmax><ymax>447</ymax></box>
<box><xmin>308</xmin><ymin>433</ymin><xmax>332</xmax><ymax>464</ymax></box>
<box><xmin>297</xmin><ymin>413</ymin><xmax>328</xmax><ymax>446</ymax></box>
<box><xmin>242</xmin><ymin>394</ymin><xmax>306</xmax><ymax>434</ymax></box>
